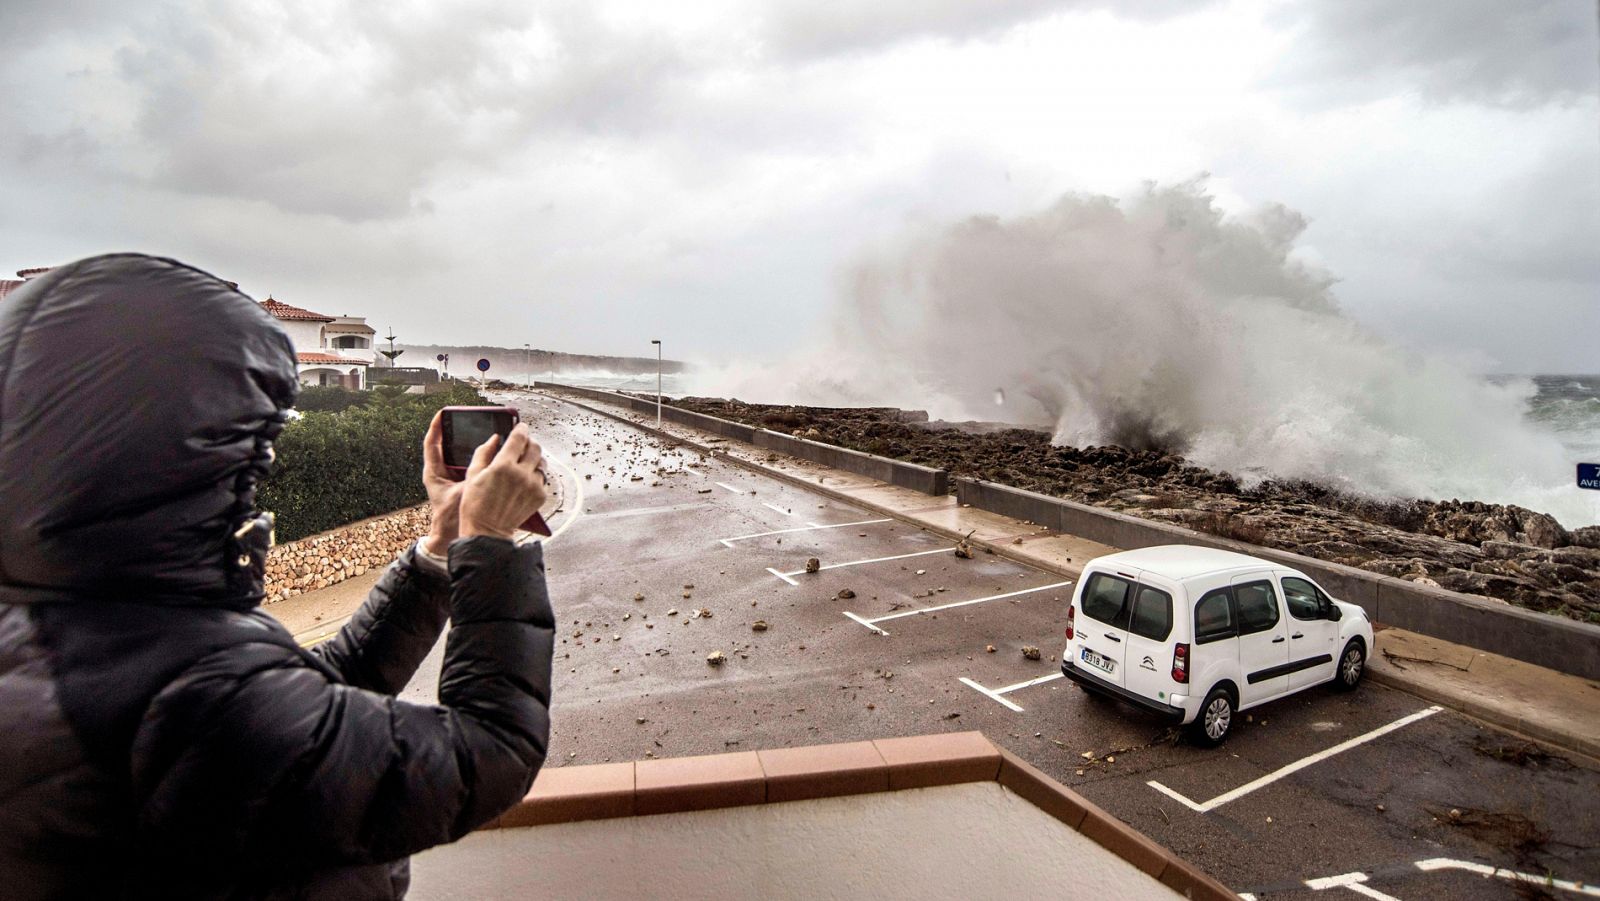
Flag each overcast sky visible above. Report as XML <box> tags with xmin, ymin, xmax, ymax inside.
<box><xmin>2</xmin><ymin>0</ymin><xmax>1596</xmax><ymax>373</ymax></box>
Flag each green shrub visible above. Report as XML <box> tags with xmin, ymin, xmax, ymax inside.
<box><xmin>293</xmin><ymin>385</ymin><xmax>369</xmax><ymax>414</ymax></box>
<box><xmin>259</xmin><ymin>381</ymin><xmax>487</xmax><ymax>542</ymax></box>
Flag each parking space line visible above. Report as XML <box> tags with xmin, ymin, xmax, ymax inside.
<box><xmin>762</xmin><ymin>502</ymin><xmax>794</xmax><ymax>516</ymax></box>
<box><xmin>1305</xmin><ymin>872</ymin><xmax>1402</xmax><ymax>901</ymax></box>
<box><xmin>844</xmin><ymin>580</ymin><xmax>1074</xmax><ymax>635</ymax></box>
<box><xmin>959</xmin><ymin>677</ymin><xmax>1025</xmax><ymax>712</ymax></box>
<box><xmin>717</xmin><ymin>518</ymin><xmax>892</xmax><ymax>548</ymax></box>
<box><xmin>843</xmin><ymin>611</ymin><xmax>887</xmax><ymax>635</ymax></box>
<box><xmin>960</xmin><ymin>671</ymin><xmax>1066</xmax><ymax>711</ymax></box>
<box><xmin>715</xmin><ymin>481</ymin><xmax>743</xmax><ymax>494</ymax></box>
<box><xmin>1146</xmin><ymin>705</ymin><xmax>1443</xmax><ymax>813</ymax></box>
<box><xmin>773</xmin><ymin>546</ymin><xmax>951</xmax><ymax>580</ymax></box>
<box><xmin>1415</xmin><ymin>858</ymin><xmax>1599</xmax><ymax>896</ymax></box>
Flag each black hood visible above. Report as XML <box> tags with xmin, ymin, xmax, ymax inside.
<box><xmin>0</xmin><ymin>254</ymin><xmax>299</xmax><ymax>607</ymax></box>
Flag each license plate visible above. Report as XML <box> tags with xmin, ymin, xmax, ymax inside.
<box><xmin>1081</xmin><ymin>647</ymin><xmax>1116</xmax><ymax>675</ymax></box>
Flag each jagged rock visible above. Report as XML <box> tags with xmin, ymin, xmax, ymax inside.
<box><xmin>1572</xmin><ymin>526</ymin><xmax>1600</xmax><ymax>550</ymax></box>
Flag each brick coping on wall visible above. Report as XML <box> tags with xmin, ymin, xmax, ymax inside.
<box><xmin>483</xmin><ymin>731</ymin><xmax>1236</xmax><ymax>900</ymax></box>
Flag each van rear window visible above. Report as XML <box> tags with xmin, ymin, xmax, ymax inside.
<box><xmin>1080</xmin><ymin>573</ymin><xmax>1133</xmax><ymax>628</ymax></box>
<box><xmin>1129</xmin><ymin>586</ymin><xmax>1173</xmax><ymax>641</ymax></box>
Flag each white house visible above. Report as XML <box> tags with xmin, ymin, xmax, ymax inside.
<box><xmin>259</xmin><ymin>296</ymin><xmax>374</xmax><ymax>389</ymax></box>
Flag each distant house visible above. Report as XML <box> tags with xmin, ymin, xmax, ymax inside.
<box><xmin>259</xmin><ymin>297</ymin><xmax>374</xmax><ymax>389</ymax></box>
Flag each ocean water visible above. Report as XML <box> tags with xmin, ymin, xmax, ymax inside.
<box><xmin>1525</xmin><ymin>374</ymin><xmax>1600</xmax><ymax>473</ymax></box>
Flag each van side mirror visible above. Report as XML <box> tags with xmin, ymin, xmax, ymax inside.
<box><xmin>1326</xmin><ymin>605</ymin><xmax>1342</xmax><ymax>622</ymax></box>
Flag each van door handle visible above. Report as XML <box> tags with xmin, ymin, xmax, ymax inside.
<box><xmin>1291</xmin><ymin>632</ymin><xmax>1304</xmax><ymax>639</ymax></box>
<box><xmin>1104</xmin><ymin>633</ymin><xmax>1121</xmax><ymax>642</ymax></box>
<box><xmin>1272</xmin><ymin>636</ymin><xmax>1286</xmax><ymax>643</ymax></box>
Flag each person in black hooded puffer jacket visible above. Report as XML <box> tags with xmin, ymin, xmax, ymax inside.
<box><xmin>0</xmin><ymin>254</ymin><xmax>555</xmax><ymax>899</ymax></box>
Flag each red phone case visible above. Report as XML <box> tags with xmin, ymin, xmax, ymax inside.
<box><xmin>440</xmin><ymin>406</ymin><xmax>552</xmax><ymax>537</ymax></box>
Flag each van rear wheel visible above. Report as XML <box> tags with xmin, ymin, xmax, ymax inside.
<box><xmin>1187</xmin><ymin>687</ymin><xmax>1235</xmax><ymax>747</ymax></box>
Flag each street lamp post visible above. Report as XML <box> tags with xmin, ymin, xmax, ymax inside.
<box><xmin>651</xmin><ymin>339</ymin><xmax>662</xmax><ymax>429</ymax></box>
<box><xmin>524</xmin><ymin>343</ymin><xmax>531</xmax><ymax>389</ymax></box>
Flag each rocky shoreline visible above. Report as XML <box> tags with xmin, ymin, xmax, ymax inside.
<box><xmin>671</xmin><ymin>397</ymin><xmax>1600</xmax><ymax>623</ymax></box>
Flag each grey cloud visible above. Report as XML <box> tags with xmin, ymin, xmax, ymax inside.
<box><xmin>758</xmin><ymin>0</ymin><xmax>1211</xmax><ymax>60</ymax></box>
<box><xmin>1267</xmin><ymin>0</ymin><xmax>1600</xmax><ymax>107</ymax></box>
<box><xmin>8</xmin><ymin>0</ymin><xmax>690</xmax><ymax>221</ymax></box>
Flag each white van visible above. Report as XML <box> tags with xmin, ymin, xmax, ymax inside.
<box><xmin>1060</xmin><ymin>545</ymin><xmax>1373</xmax><ymax>746</ymax></box>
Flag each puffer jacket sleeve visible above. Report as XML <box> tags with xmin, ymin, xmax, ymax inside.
<box><xmin>312</xmin><ymin>543</ymin><xmax>452</xmax><ymax>695</ymax></box>
<box><xmin>128</xmin><ymin>536</ymin><xmax>553</xmax><ymax>872</ymax></box>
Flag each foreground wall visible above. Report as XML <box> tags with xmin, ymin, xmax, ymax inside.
<box><xmin>957</xmin><ymin>478</ymin><xmax>1600</xmax><ymax>682</ymax></box>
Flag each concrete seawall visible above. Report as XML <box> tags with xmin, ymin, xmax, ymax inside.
<box><xmin>537</xmin><ymin>382</ymin><xmax>946</xmax><ymax>495</ymax></box>
<box><xmin>957</xmin><ymin>478</ymin><xmax>1600</xmax><ymax>682</ymax></box>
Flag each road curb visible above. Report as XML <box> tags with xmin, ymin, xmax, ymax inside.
<box><xmin>529</xmin><ymin>388</ymin><xmax>1600</xmax><ymax>764</ymax></box>
<box><xmin>1365</xmin><ymin>665</ymin><xmax>1600</xmax><ymax>762</ymax></box>
<box><xmin>528</xmin><ymin>388</ymin><xmax>1086</xmax><ymax>582</ymax></box>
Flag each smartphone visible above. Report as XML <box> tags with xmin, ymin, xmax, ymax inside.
<box><xmin>439</xmin><ymin>406</ymin><xmax>553</xmax><ymax>537</ymax></box>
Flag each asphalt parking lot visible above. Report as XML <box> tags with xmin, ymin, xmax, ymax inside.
<box><xmin>402</xmin><ymin>391</ymin><xmax>1600</xmax><ymax>900</ymax></box>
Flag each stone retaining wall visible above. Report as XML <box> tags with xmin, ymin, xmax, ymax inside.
<box><xmin>264</xmin><ymin>505</ymin><xmax>430</xmax><ymax>602</ymax></box>
<box><xmin>538</xmin><ymin>382</ymin><xmax>946</xmax><ymax>495</ymax></box>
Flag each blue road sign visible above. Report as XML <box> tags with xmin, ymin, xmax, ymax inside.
<box><xmin>1580</xmin><ymin>463</ymin><xmax>1600</xmax><ymax>490</ymax></box>
<box><xmin>476</xmin><ymin>358</ymin><xmax>491</xmax><ymax>373</ymax></box>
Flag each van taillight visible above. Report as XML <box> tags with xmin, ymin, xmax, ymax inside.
<box><xmin>1172</xmin><ymin>643</ymin><xmax>1190</xmax><ymax>684</ymax></box>
<box><xmin>1066</xmin><ymin>604</ymin><xmax>1075</xmax><ymax>641</ymax></box>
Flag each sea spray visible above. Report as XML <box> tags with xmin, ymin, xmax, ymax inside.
<box><xmin>693</xmin><ymin>180</ymin><xmax>1599</xmax><ymax>528</ymax></box>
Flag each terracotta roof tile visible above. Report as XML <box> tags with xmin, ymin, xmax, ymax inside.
<box><xmin>261</xmin><ymin>296</ymin><xmax>335</xmax><ymax>322</ymax></box>
<box><xmin>0</xmin><ymin>280</ymin><xmax>23</xmax><ymax>302</ymax></box>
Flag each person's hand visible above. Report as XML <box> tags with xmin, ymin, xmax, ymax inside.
<box><xmin>458</xmin><ymin>423</ymin><xmax>548</xmax><ymax>541</ymax></box>
<box><xmin>421</xmin><ymin>412</ymin><xmax>466</xmax><ymax>556</ymax></box>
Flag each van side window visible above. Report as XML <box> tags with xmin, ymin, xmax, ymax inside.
<box><xmin>1080</xmin><ymin>573</ymin><xmax>1133</xmax><ymax>629</ymax></box>
<box><xmin>1129</xmin><ymin>586</ymin><xmax>1173</xmax><ymax>641</ymax></box>
<box><xmin>1282</xmin><ymin>577</ymin><xmax>1323</xmax><ymax>620</ymax></box>
<box><xmin>1235</xmin><ymin>581</ymin><xmax>1281</xmax><ymax>634</ymax></box>
<box><xmin>1194</xmin><ymin>588</ymin><xmax>1235</xmax><ymax>644</ymax></box>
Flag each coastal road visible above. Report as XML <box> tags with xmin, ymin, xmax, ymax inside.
<box><xmin>403</xmin><ymin>390</ymin><xmax>1600</xmax><ymax>900</ymax></box>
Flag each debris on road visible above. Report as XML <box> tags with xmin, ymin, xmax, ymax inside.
<box><xmin>1021</xmin><ymin>646</ymin><xmax>1041</xmax><ymax>660</ymax></box>
<box><xmin>706</xmin><ymin>651</ymin><xmax>726</xmax><ymax>666</ymax></box>
<box><xmin>837</xmin><ymin>588</ymin><xmax>856</xmax><ymax>599</ymax></box>
<box><xmin>954</xmin><ymin>531</ymin><xmax>975</xmax><ymax>558</ymax></box>
<box><xmin>667</xmin><ymin>608</ymin><xmax>679</xmax><ymax>616</ymax></box>
<box><xmin>805</xmin><ymin>557</ymin><xmax>821</xmax><ymax>573</ymax></box>
<box><xmin>634</xmin><ymin>593</ymin><xmax>645</xmax><ymax>601</ymax></box>
<box><xmin>752</xmin><ymin>620</ymin><xmax>769</xmax><ymax>632</ymax></box>
<box><xmin>985</xmin><ymin>644</ymin><xmax>997</xmax><ymax>653</ymax></box>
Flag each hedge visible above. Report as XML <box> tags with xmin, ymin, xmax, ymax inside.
<box><xmin>258</xmin><ymin>382</ymin><xmax>487</xmax><ymax>542</ymax></box>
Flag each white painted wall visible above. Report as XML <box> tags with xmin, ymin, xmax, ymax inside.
<box><xmin>277</xmin><ymin>319</ymin><xmax>325</xmax><ymax>352</ymax></box>
<box><xmin>410</xmin><ymin>781</ymin><xmax>1180</xmax><ymax>900</ymax></box>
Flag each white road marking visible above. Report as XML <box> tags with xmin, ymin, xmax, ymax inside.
<box><xmin>1146</xmin><ymin>705</ymin><xmax>1443</xmax><ymax>813</ymax></box>
<box><xmin>683</xmin><ymin>466</ymin><xmax>700</xmax><ymax>475</ymax></box>
<box><xmin>1239</xmin><ymin>895</ymin><xmax>1257</xmax><ymax>901</ymax></box>
<box><xmin>843</xmin><ymin>611</ymin><xmax>888</xmax><ymax>635</ymax></box>
<box><xmin>762</xmin><ymin>502</ymin><xmax>794</xmax><ymax>516</ymax></box>
<box><xmin>766</xmin><ymin>567</ymin><xmax>799</xmax><ymax>586</ymax></box>
<box><xmin>1305</xmin><ymin>872</ymin><xmax>1404</xmax><ymax>901</ymax></box>
<box><xmin>993</xmin><ymin>672</ymin><xmax>1066</xmax><ymax>694</ymax></box>
<box><xmin>717</xmin><ymin>518</ymin><xmax>893</xmax><ymax>548</ymax></box>
<box><xmin>959</xmin><ymin>672</ymin><xmax>1066</xmax><ymax>711</ymax></box>
<box><xmin>959</xmin><ymin>677</ymin><xmax>1026</xmax><ymax>712</ymax></box>
<box><xmin>774</xmin><ymin>546</ymin><xmax>951</xmax><ymax>580</ymax></box>
<box><xmin>859</xmin><ymin>580</ymin><xmax>1075</xmax><ymax>631</ymax></box>
<box><xmin>715</xmin><ymin>481</ymin><xmax>743</xmax><ymax>494</ymax></box>
<box><xmin>1415</xmin><ymin>858</ymin><xmax>1600</xmax><ymax>896</ymax></box>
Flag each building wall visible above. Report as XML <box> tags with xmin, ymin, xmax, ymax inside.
<box><xmin>277</xmin><ymin>319</ymin><xmax>326</xmax><ymax>352</ymax></box>
<box><xmin>409</xmin><ymin>781</ymin><xmax>1179</xmax><ymax>899</ymax></box>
